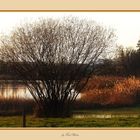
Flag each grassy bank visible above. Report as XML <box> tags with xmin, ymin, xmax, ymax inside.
<box><xmin>1</xmin><ymin>115</ymin><xmax>140</xmax><ymax>127</ymax></box>
<box><xmin>1</xmin><ymin>106</ymin><xmax>140</xmax><ymax>127</ymax></box>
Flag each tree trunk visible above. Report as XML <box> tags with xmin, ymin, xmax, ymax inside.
<box><xmin>35</xmin><ymin>101</ymin><xmax>72</xmax><ymax>118</ymax></box>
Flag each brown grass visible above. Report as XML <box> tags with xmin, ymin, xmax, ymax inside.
<box><xmin>79</xmin><ymin>76</ymin><xmax>140</xmax><ymax>107</ymax></box>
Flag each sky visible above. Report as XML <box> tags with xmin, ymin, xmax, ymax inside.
<box><xmin>0</xmin><ymin>12</ymin><xmax>140</xmax><ymax>49</ymax></box>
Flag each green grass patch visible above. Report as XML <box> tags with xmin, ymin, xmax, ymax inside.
<box><xmin>0</xmin><ymin>115</ymin><xmax>140</xmax><ymax>127</ymax></box>
<box><xmin>0</xmin><ymin>106</ymin><xmax>140</xmax><ymax>127</ymax></box>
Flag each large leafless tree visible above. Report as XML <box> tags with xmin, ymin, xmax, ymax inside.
<box><xmin>0</xmin><ymin>17</ymin><xmax>115</xmax><ymax>117</ymax></box>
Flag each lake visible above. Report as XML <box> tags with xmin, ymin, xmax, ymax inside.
<box><xmin>0</xmin><ymin>81</ymin><xmax>31</xmax><ymax>98</ymax></box>
<box><xmin>0</xmin><ymin>80</ymin><xmax>81</xmax><ymax>99</ymax></box>
<box><xmin>73</xmin><ymin>114</ymin><xmax>139</xmax><ymax>118</ymax></box>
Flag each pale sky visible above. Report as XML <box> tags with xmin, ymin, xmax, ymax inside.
<box><xmin>0</xmin><ymin>12</ymin><xmax>140</xmax><ymax>48</ymax></box>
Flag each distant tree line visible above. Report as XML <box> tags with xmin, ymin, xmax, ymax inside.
<box><xmin>94</xmin><ymin>42</ymin><xmax>140</xmax><ymax>77</ymax></box>
<box><xmin>1</xmin><ymin>44</ymin><xmax>140</xmax><ymax>78</ymax></box>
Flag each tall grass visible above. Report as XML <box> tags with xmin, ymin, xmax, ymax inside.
<box><xmin>75</xmin><ymin>76</ymin><xmax>140</xmax><ymax>109</ymax></box>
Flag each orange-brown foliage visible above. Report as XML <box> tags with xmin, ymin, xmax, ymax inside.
<box><xmin>80</xmin><ymin>76</ymin><xmax>140</xmax><ymax>106</ymax></box>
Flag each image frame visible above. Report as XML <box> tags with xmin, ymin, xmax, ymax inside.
<box><xmin>0</xmin><ymin>1</ymin><xmax>140</xmax><ymax>140</ymax></box>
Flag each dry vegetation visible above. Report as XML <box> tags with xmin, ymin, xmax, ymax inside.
<box><xmin>77</xmin><ymin>76</ymin><xmax>140</xmax><ymax>108</ymax></box>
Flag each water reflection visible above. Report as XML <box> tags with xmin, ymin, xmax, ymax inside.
<box><xmin>73</xmin><ymin>114</ymin><xmax>139</xmax><ymax>118</ymax></box>
<box><xmin>0</xmin><ymin>81</ymin><xmax>31</xmax><ymax>98</ymax></box>
<box><xmin>0</xmin><ymin>81</ymin><xmax>81</xmax><ymax>99</ymax></box>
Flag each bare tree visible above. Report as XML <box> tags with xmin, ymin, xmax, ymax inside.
<box><xmin>0</xmin><ymin>17</ymin><xmax>115</xmax><ymax>117</ymax></box>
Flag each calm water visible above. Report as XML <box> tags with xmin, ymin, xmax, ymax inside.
<box><xmin>73</xmin><ymin>114</ymin><xmax>139</xmax><ymax>118</ymax></box>
<box><xmin>0</xmin><ymin>81</ymin><xmax>31</xmax><ymax>98</ymax></box>
<box><xmin>0</xmin><ymin>81</ymin><xmax>80</xmax><ymax>99</ymax></box>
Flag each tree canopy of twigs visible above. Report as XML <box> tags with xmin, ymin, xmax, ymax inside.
<box><xmin>0</xmin><ymin>17</ymin><xmax>115</xmax><ymax>117</ymax></box>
